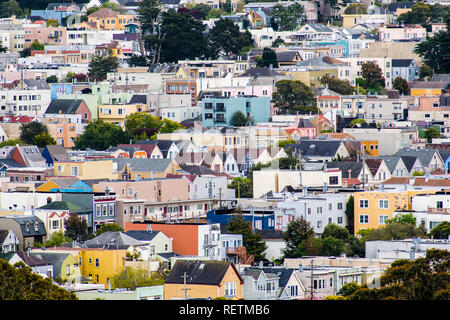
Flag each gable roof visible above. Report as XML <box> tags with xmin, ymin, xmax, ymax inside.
<box><xmin>400</xmin><ymin>155</ymin><xmax>421</xmax><ymax>171</ymax></box>
<box><xmin>16</xmin><ymin>145</ymin><xmax>46</xmax><ymax>166</ymax></box>
<box><xmin>129</xmin><ymin>94</ymin><xmax>147</xmax><ymax>104</ymax></box>
<box><xmin>411</xmin><ymin>81</ymin><xmax>449</xmax><ymax>89</ymax></box>
<box><xmin>30</xmin><ymin>252</ymin><xmax>72</xmax><ymax>276</ymax></box>
<box><xmin>44</xmin><ymin>145</ymin><xmax>70</xmax><ymax>162</ymax></box>
<box><xmin>392</xmin><ymin>59</ymin><xmax>414</xmax><ymax>68</ymax></box>
<box><xmin>16</xmin><ymin>251</ymin><xmax>49</xmax><ymax>267</ymax></box>
<box><xmin>124</xmin><ymin>230</ymin><xmax>161</xmax><ymax>242</ymax></box>
<box><xmin>165</xmin><ymin>260</ymin><xmax>242</xmax><ymax>285</ymax></box>
<box><xmin>396</xmin><ymin>148</ymin><xmax>440</xmax><ymax>167</ymax></box>
<box><xmin>286</xmin><ymin>140</ymin><xmax>343</xmax><ymax>158</ymax></box>
<box><xmin>88</xmin><ymin>7</ymin><xmax>118</xmax><ymax>18</ymax></box>
<box><xmin>371</xmin><ymin>156</ymin><xmax>401</xmax><ymax>174</ymax></box>
<box><xmin>239</xmin><ymin>67</ymin><xmax>282</xmax><ymax>78</ymax></box>
<box><xmin>85</xmin><ymin>231</ymin><xmax>144</xmax><ymax>247</ymax></box>
<box><xmin>326</xmin><ymin>161</ymin><xmax>364</xmax><ymax>178</ymax></box>
<box><xmin>179</xmin><ymin>164</ymin><xmax>219</xmax><ymax>175</ymax></box>
<box><xmin>37</xmin><ymin>200</ymin><xmax>89</xmax><ymax>213</ymax></box>
<box><xmin>365</xmin><ymin>158</ymin><xmax>383</xmax><ymax>176</ymax></box>
<box><xmin>113</xmin><ymin>158</ymin><xmax>174</xmax><ymax>172</ymax></box>
<box><xmin>276</xmin><ymin>51</ymin><xmax>300</xmax><ymax>62</ymax></box>
<box><xmin>45</xmin><ymin>99</ymin><xmax>85</xmax><ymax>115</ymax></box>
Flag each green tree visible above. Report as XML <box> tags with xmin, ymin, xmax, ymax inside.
<box><xmin>124</xmin><ymin>112</ymin><xmax>184</xmax><ymax>141</ymax></box>
<box><xmin>0</xmin><ymin>0</ymin><xmax>24</xmax><ymax>18</ymax></box>
<box><xmin>32</xmin><ymin>132</ymin><xmax>56</xmax><ymax>148</ymax></box>
<box><xmin>257</xmin><ymin>47</ymin><xmax>278</xmax><ymax>68</ymax></box>
<box><xmin>29</xmin><ymin>41</ymin><xmax>44</xmax><ymax>51</ymax></box>
<box><xmin>392</xmin><ymin>76</ymin><xmax>410</xmax><ymax>95</ymax></box>
<box><xmin>344</xmin><ymin>3</ymin><xmax>367</xmax><ymax>14</ymax></box>
<box><xmin>46</xmin><ymin>19</ymin><xmax>59</xmax><ymax>27</ymax></box>
<box><xmin>88</xmin><ymin>54</ymin><xmax>119</xmax><ymax>82</ymax></box>
<box><xmin>278</xmin><ymin>139</ymin><xmax>296</xmax><ymax>148</ymax></box>
<box><xmin>349</xmin><ymin>249</ymin><xmax>450</xmax><ymax>300</ymax></box>
<box><xmin>229</xmin><ymin>177</ymin><xmax>252</xmax><ymax>198</ymax></box>
<box><xmin>46</xmin><ymin>75</ymin><xmax>59</xmax><ymax>83</ymax></box>
<box><xmin>270</xmin><ymin>3</ymin><xmax>305</xmax><ymax>31</ymax></box>
<box><xmin>95</xmin><ymin>223</ymin><xmax>124</xmax><ymax>236</ymax></box>
<box><xmin>321</xmin><ymin>223</ymin><xmax>350</xmax><ymax>242</ymax></box>
<box><xmin>419</xmin><ymin>64</ymin><xmax>433</xmax><ymax>80</ymax></box>
<box><xmin>128</xmin><ymin>54</ymin><xmax>148</xmax><ymax>67</ymax></box>
<box><xmin>338</xmin><ymin>281</ymin><xmax>361</xmax><ymax>297</ymax></box>
<box><xmin>345</xmin><ymin>195</ymin><xmax>354</xmax><ymax>234</ymax></box>
<box><xmin>0</xmin><ymin>260</ymin><xmax>77</xmax><ymax>299</ymax></box>
<box><xmin>430</xmin><ymin>221</ymin><xmax>450</xmax><ymax>239</ymax></box>
<box><xmin>282</xmin><ymin>217</ymin><xmax>314</xmax><ymax>258</ymax></box>
<box><xmin>64</xmin><ymin>213</ymin><xmax>89</xmax><ymax>241</ymax></box>
<box><xmin>19</xmin><ymin>121</ymin><xmax>49</xmax><ymax>145</ymax></box>
<box><xmin>278</xmin><ymin>147</ymin><xmax>300</xmax><ymax>170</ymax></box>
<box><xmin>64</xmin><ymin>72</ymin><xmax>77</xmax><ymax>83</ymax></box>
<box><xmin>348</xmin><ymin>118</ymin><xmax>367</xmax><ymax>128</ymax></box>
<box><xmin>414</xmin><ymin>21</ymin><xmax>450</xmax><ymax>74</ymax></box>
<box><xmin>424</xmin><ymin>127</ymin><xmax>441</xmax><ymax>143</ymax></box>
<box><xmin>321</xmin><ymin>237</ymin><xmax>345</xmax><ymax>256</ymax></box>
<box><xmin>230</xmin><ymin>111</ymin><xmax>249</xmax><ymax>127</ymax></box>
<box><xmin>320</xmin><ymin>75</ymin><xmax>355</xmax><ymax>95</ymax></box>
<box><xmin>208</xmin><ymin>18</ymin><xmax>254</xmax><ymax>57</ymax></box>
<box><xmin>74</xmin><ymin>119</ymin><xmax>130</xmax><ymax>150</ymax></box>
<box><xmin>361</xmin><ymin>61</ymin><xmax>385</xmax><ymax>93</ymax></box>
<box><xmin>358</xmin><ymin>222</ymin><xmax>427</xmax><ymax>241</ymax></box>
<box><xmin>227</xmin><ymin>210</ymin><xmax>267</xmax><ymax>262</ymax></box>
<box><xmin>272</xmin><ymin>80</ymin><xmax>316</xmax><ymax>115</ymax></box>
<box><xmin>386</xmin><ymin>212</ymin><xmax>416</xmax><ymax>225</ymax></box>
<box><xmin>43</xmin><ymin>231</ymin><xmax>72</xmax><ymax>247</ymax></box>
<box><xmin>113</xmin><ymin>266</ymin><xmax>164</xmax><ymax>290</ymax></box>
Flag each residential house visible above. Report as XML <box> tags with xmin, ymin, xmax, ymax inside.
<box><xmin>326</xmin><ymin>161</ymin><xmax>374</xmax><ymax>186</ymax></box>
<box><xmin>0</xmin><ymin>229</ymin><xmax>19</xmax><ymax>253</ymax></box>
<box><xmin>41</xmin><ymin>144</ymin><xmax>71</xmax><ymax>167</ymax></box>
<box><xmin>365</xmin><ymin>158</ymin><xmax>391</xmax><ymax>183</ymax></box>
<box><xmin>379</xmin><ymin>24</ymin><xmax>426</xmax><ymax>42</ymax></box>
<box><xmin>410</xmin><ymin>81</ymin><xmax>450</xmax><ymax>97</ymax></box>
<box><xmin>114</xmin><ymin>143</ymin><xmax>164</xmax><ymax>159</ymax></box>
<box><xmin>369</xmin><ymin>156</ymin><xmax>409</xmax><ymax>178</ymax></box>
<box><xmin>275</xmin><ymin>50</ymin><xmax>303</xmax><ymax>66</ymax></box>
<box><xmin>98</xmin><ymin>102</ymin><xmax>145</xmax><ymax>129</ymax></box>
<box><xmin>53</xmin><ymin>159</ymin><xmax>115</xmax><ymax>180</ymax></box>
<box><xmin>391</xmin><ymin>59</ymin><xmax>419</xmax><ymax>82</ymax></box>
<box><xmin>396</xmin><ymin>148</ymin><xmax>444</xmax><ymax>172</ymax></box>
<box><xmin>0</xmin><ymin>215</ymin><xmax>46</xmax><ymax>251</ymax></box>
<box><xmin>286</xmin><ymin>140</ymin><xmax>350</xmax><ymax>162</ymax></box>
<box><xmin>113</xmin><ymin>158</ymin><xmax>180</xmax><ymax>180</ymax></box>
<box><xmin>400</xmin><ymin>155</ymin><xmax>425</xmax><ymax>175</ymax></box>
<box><xmin>408</xmin><ymin>96</ymin><xmax>450</xmax><ymax>125</ymax></box>
<box><xmin>0</xmin><ymin>251</ymin><xmax>53</xmax><ymax>278</ymax></box>
<box><xmin>164</xmin><ymin>260</ymin><xmax>244</xmax><ymax>300</ymax></box>
<box><xmin>124</xmin><ymin>230</ymin><xmax>173</xmax><ymax>262</ymax></box>
<box><xmin>10</xmin><ymin>144</ymin><xmax>46</xmax><ymax>168</ymax></box>
<box><xmin>87</xmin><ymin>8</ymin><xmax>134</xmax><ymax>31</ymax></box>
<box><xmin>45</xmin><ymin>99</ymin><xmax>92</xmax><ymax>123</ymax></box>
<box><xmin>30</xmin><ymin>252</ymin><xmax>82</xmax><ymax>283</ymax></box>
<box><xmin>135</xmin><ymin>140</ymin><xmax>180</xmax><ymax>160</ymax></box>
<box><xmin>408</xmin><ymin>191</ymin><xmax>450</xmax><ymax>233</ymax></box>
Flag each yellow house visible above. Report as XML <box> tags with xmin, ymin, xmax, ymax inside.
<box><xmin>98</xmin><ymin>103</ymin><xmax>145</xmax><ymax>129</ymax></box>
<box><xmin>410</xmin><ymin>81</ymin><xmax>450</xmax><ymax>97</ymax></box>
<box><xmin>88</xmin><ymin>8</ymin><xmax>134</xmax><ymax>31</ymax></box>
<box><xmin>164</xmin><ymin>260</ymin><xmax>244</xmax><ymax>300</ymax></box>
<box><xmin>79</xmin><ymin>248</ymin><xmax>127</xmax><ymax>287</ymax></box>
<box><xmin>282</xmin><ymin>68</ymin><xmax>338</xmax><ymax>89</ymax></box>
<box><xmin>342</xmin><ymin>14</ymin><xmax>395</xmax><ymax>28</ymax></box>
<box><xmin>53</xmin><ymin>160</ymin><xmax>115</xmax><ymax>180</ymax></box>
<box><xmin>353</xmin><ymin>189</ymin><xmax>435</xmax><ymax>235</ymax></box>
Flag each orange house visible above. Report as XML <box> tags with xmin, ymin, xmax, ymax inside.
<box><xmin>125</xmin><ymin>222</ymin><xmax>201</xmax><ymax>256</ymax></box>
<box><xmin>164</xmin><ymin>260</ymin><xmax>244</xmax><ymax>300</ymax></box>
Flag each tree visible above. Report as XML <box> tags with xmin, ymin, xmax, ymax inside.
<box><xmin>430</xmin><ymin>221</ymin><xmax>450</xmax><ymax>239</ymax></box>
<box><xmin>321</xmin><ymin>223</ymin><xmax>350</xmax><ymax>242</ymax></box>
<box><xmin>258</xmin><ymin>47</ymin><xmax>278</xmax><ymax>68</ymax></box>
<box><xmin>419</xmin><ymin>64</ymin><xmax>433</xmax><ymax>80</ymax></box>
<box><xmin>95</xmin><ymin>223</ymin><xmax>124</xmax><ymax>236</ymax></box>
<box><xmin>20</xmin><ymin>121</ymin><xmax>49</xmax><ymax>145</ymax></box>
<box><xmin>386</xmin><ymin>212</ymin><xmax>416</xmax><ymax>225</ymax></box>
<box><xmin>124</xmin><ymin>112</ymin><xmax>184</xmax><ymax>141</ymax></box>
<box><xmin>113</xmin><ymin>266</ymin><xmax>164</xmax><ymax>290</ymax></box>
<box><xmin>64</xmin><ymin>213</ymin><xmax>89</xmax><ymax>241</ymax></box>
<box><xmin>361</xmin><ymin>61</ymin><xmax>385</xmax><ymax>93</ymax></box>
<box><xmin>46</xmin><ymin>19</ymin><xmax>59</xmax><ymax>27</ymax></box>
<box><xmin>358</xmin><ymin>222</ymin><xmax>426</xmax><ymax>241</ymax></box>
<box><xmin>46</xmin><ymin>75</ymin><xmax>59</xmax><ymax>83</ymax></box>
<box><xmin>278</xmin><ymin>139</ymin><xmax>296</xmax><ymax>148</ymax></box>
<box><xmin>348</xmin><ymin>249</ymin><xmax>450</xmax><ymax>300</ymax></box>
<box><xmin>272</xmin><ymin>38</ymin><xmax>285</xmax><ymax>48</ymax></box>
<box><xmin>282</xmin><ymin>217</ymin><xmax>315</xmax><ymax>258</ymax></box>
<box><xmin>128</xmin><ymin>54</ymin><xmax>148</xmax><ymax>67</ymax></box>
<box><xmin>230</xmin><ymin>111</ymin><xmax>249</xmax><ymax>127</ymax></box>
<box><xmin>227</xmin><ymin>211</ymin><xmax>267</xmax><ymax>262</ymax></box>
<box><xmin>272</xmin><ymin>80</ymin><xmax>316</xmax><ymax>115</ymax></box>
<box><xmin>137</xmin><ymin>0</ymin><xmax>162</xmax><ymax>63</ymax></box>
<box><xmin>208</xmin><ymin>18</ymin><xmax>254</xmax><ymax>57</ymax></box>
<box><xmin>345</xmin><ymin>195</ymin><xmax>354</xmax><ymax>234</ymax></box>
<box><xmin>74</xmin><ymin>119</ymin><xmax>130</xmax><ymax>150</ymax></box>
<box><xmin>278</xmin><ymin>147</ymin><xmax>300</xmax><ymax>170</ymax></box>
<box><xmin>424</xmin><ymin>127</ymin><xmax>441</xmax><ymax>143</ymax></box>
<box><xmin>348</xmin><ymin>118</ymin><xmax>367</xmax><ymax>128</ymax></box>
<box><xmin>43</xmin><ymin>231</ymin><xmax>72</xmax><ymax>247</ymax></box>
<box><xmin>32</xmin><ymin>132</ymin><xmax>56</xmax><ymax>148</ymax></box>
<box><xmin>392</xmin><ymin>76</ymin><xmax>410</xmax><ymax>95</ymax></box>
<box><xmin>157</xmin><ymin>10</ymin><xmax>209</xmax><ymax>63</ymax></box>
<box><xmin>319</xmin><ymin>75</ymin><xmax>355</xmax><ymax>95</ymax></box>
<box><xmin>270</xmin><ymin>3</ymin><xmax>305</xmax><ymax>31</ymax></box>
<box><xmin>29</xmin><ymin>41</ymin><xmax>44</xmax><ymax>51</ymax></box>
<box><xmin>338</xmin><ymin>281</ymin><xmax>361</xmax><ymax>297</ymax></box>
<box><xmin>0</xmin><ymin>260</ymin><xmax>77</xmax><ymax>300</ymax></box>
<box><xmin>228</xmin><ymin>177</ymin><xmax>252</xmax><ymax>198</ymax></box>
<box><xmin>88</xmin><ymin>54</ymin><xmax>119</xmax><ymax>82</ymax></box>
<box><xmin>0</xmin><ymin>0</ymin><xmax>24</xmax><ymax>18</ymax></box>
<box><xmin>344</xmin><ymin>3</ymin><xmax>367</xmax><ymax>14</ymax></box>
<box><xmin>321</xmin><ymin>237</ymin><xmax>345</xmax><ymax>256</ymax></box>
<box><xmin>415</xmin><ymin>24</ymin><xmax>450</xmax><ymax>74</ymax></box>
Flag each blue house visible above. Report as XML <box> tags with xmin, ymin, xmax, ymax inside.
<box><xmin>206</xmin><ymin>208</ymin><xmax>275</xmax><ymax>231</ymax></box>
<box><xmin>50</xmin><ymin>83</ymin><xmax>74</xmax><ymax>100</ymax></box>
<box><xmin>202</xmin><ymin>96</ymin><xmax>271</xmax><ymax>128</ymax></box>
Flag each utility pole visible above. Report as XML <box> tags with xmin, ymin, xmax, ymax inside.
<box><xmin>182</xmin><ymin>272</ymin><xmax>190</xmax><ymax>300</ymax></box>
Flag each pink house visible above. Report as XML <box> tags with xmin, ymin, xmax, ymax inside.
<box><xmin>24</xmin><ymin>25</ymin><xmax>67</xmax><ymax>47</ymax></box>
<box><xmin>93</xmin><ymin>178</ymin><xmax>189</xmax><ymax>203</ymax></box>
<box><xmin>379</xmin><ymin>24</ymin><xmax>426</xmax><ymax>42</ymax></box>
<box><xmin>221</xmin><ymin>84</ymin><xmax>273</xmax><ymax>98</ymax></box>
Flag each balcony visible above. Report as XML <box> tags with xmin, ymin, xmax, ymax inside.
<box><xmin>226</xmin><ymin>246</ymin><xmax>246</xmax><ymax>255</ymax></box>
<box><xmin>428</xmin><ymin>208</ymin><xmax>450</xmax><ymax>214</ymax></box>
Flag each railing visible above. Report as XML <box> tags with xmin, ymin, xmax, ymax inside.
<box><xmin>428</xmin><ymin>207</ymin><xmax>450</xmax><ymax>214</ymax></box>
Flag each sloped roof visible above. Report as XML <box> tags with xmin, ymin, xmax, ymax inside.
<box><xmin>392</xmin><ymin>59</ymin><xmax>414</xmax><ymax>68</ymax></box>
<box><xmin>411</xmin><ymin>81</ymin><xmax>449</xmax><ymax>89</ymax></box>
<box><xmin>396</xmin><ymin>148</ymin><xmax>439</xmax><ymax>167</ymax></box>
<box><xmin>239</xmin><ymin>67</ymin><xmax>282</xmax><ymax>77</ymax></box>
<box><xmin>88</xmin><ymin>8</ymin><xmax>118</xmax><ymax>18</ymax></box>
<box><xmin>400</xmin><ymin>155</ymin><xmax>420</xmax><ymax>171</ymax></box>
<box><xmin>275</xmin><ymin>51</ymin><xmax>299</xmax><ymax>62</ymax></box>
<box><xmin>113</xmin><ymin>158</ymin><xmax>173</xmax><ymax>172</ymax></box>
<box><xmin>370</xmin><ymin>156</ymin><xmax>401</xmax><ymax>174</ymax></box>
<box><xmin>45</xmin><ymin>99</ymin><xmax>84</xmax><ymax>115</ymax></box>
<box><xmin>129</xmin><ymin>94</ymin><xmax>147</xmax><ymax>104</ymax></box>
<box><xmin>16</xmin><ymin>252</ymin><xmax>49</xmax><ymax>267</ymax></box>
<box><xmin>326</xmin><ymin>161</ymin><xmax>364</xmax><ymax>179</ymax></box>
<box><xmin>165</xmin><ymin>260</ymin><xmax>242</xmax><ymax>285</ymax></box>
<box><xmin>44</xmin><ymin>145</ymin><xmax>70</xmax><ymax>162</ymax></box>
<box><xmin>85</xmin><ymin>231</ymin><xmax>144</xmax><ymax>247</ymax></box>
<box><xmin>365</xmin><ymin>158</ymin><xmax>383</xmax><ymax>176</ymax></box>
<box><xmin>179</xmin><ymin>164</ymin><xmax>219</xmax><ymax>175</ymax></box>
<box><xmin>37</xmin><ymin>200</ymin><xmax>88</xmax><ymax>213</ymax></box>
<box><xmin>30</xmin><ymin>252</ymin><xmax>71</xmax><ymax>276</ymax></box>
<box><xmin>0</xmin><ymin>158</ymin><xmax>25</xmax><ymax>168</ymax></box>
<box><xmin>286</xmin><ymin>140</ymin><xmax>342</xmax><ymax>157</ymax></box>
<box><xmin>124</xmin><ymin>230</ymin><xmax>161</xmax><ymax>242</ymax></box>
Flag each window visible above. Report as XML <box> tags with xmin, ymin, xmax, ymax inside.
<box><xmin>337</xmin><ymin>217</ymin><xmax>343</xmax><ymax>224</ymax></box>
<box><xmin>317</xmin><ymin>221</ymin><xmax>322</xmax><ymax>228</ymax></box>
<box><xmin>337</xmin><ymin>203</ymin><xmax>343</xmax><ymax>210</ymax></box>
<box><xmin>225</xmin><ymin>282</ymin><xmax>236</xmax><ymax>297</ymax></box>
<box><xmin>329</xmin><ymin>176</ymin><xmax>339</xmax><ymax>185</ymax></box>
<box><xmin>95</xmin><ymin>258</ymin><xmax>99</xmax><ymax>267</ymax></box>
<box><xmin>66</xmin><ymin>265</ymin><xmax>70</xmax><ymax>275</ymax></box>
<box><xmin>359</xmin><ymin>200</ymin><xmax>369</xmax><ymax>208</ymax></box>
<box><xmin>378</xmin><ymin>200</ymin><xmax>389</xmax><ymax>209</ymax></box>
<box><xmin>317</xmin><ymin>207</ymin><xmax>322</xmax><ymax>214</ymax></box>
<box><xmin>71</xmin><ymin>166</ymin><xmax>78</xmax><ymax>176</ymax></box>
<box><xmin>52</xmin><ymin>220</ymin><xmax>59</xmax><ymax>229</ymax></box>
<box><xmin>379</xmin><ymin>215</ymin><xmax>389</xmax><ymax>224</ymax></box>
<box><xmin>436</xmin><ymin>201</ymin><xmax>444</xmax><ymax>209</ymax></box>
<box><xmin>289</xmin><ymin>285</ymin><xmax>298</xmax><ymax>297</ymax></box>
<box><xmin>359</xmin><ymin>215</ymin><xmax>369</xmax><ymax>224</ymax></box>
